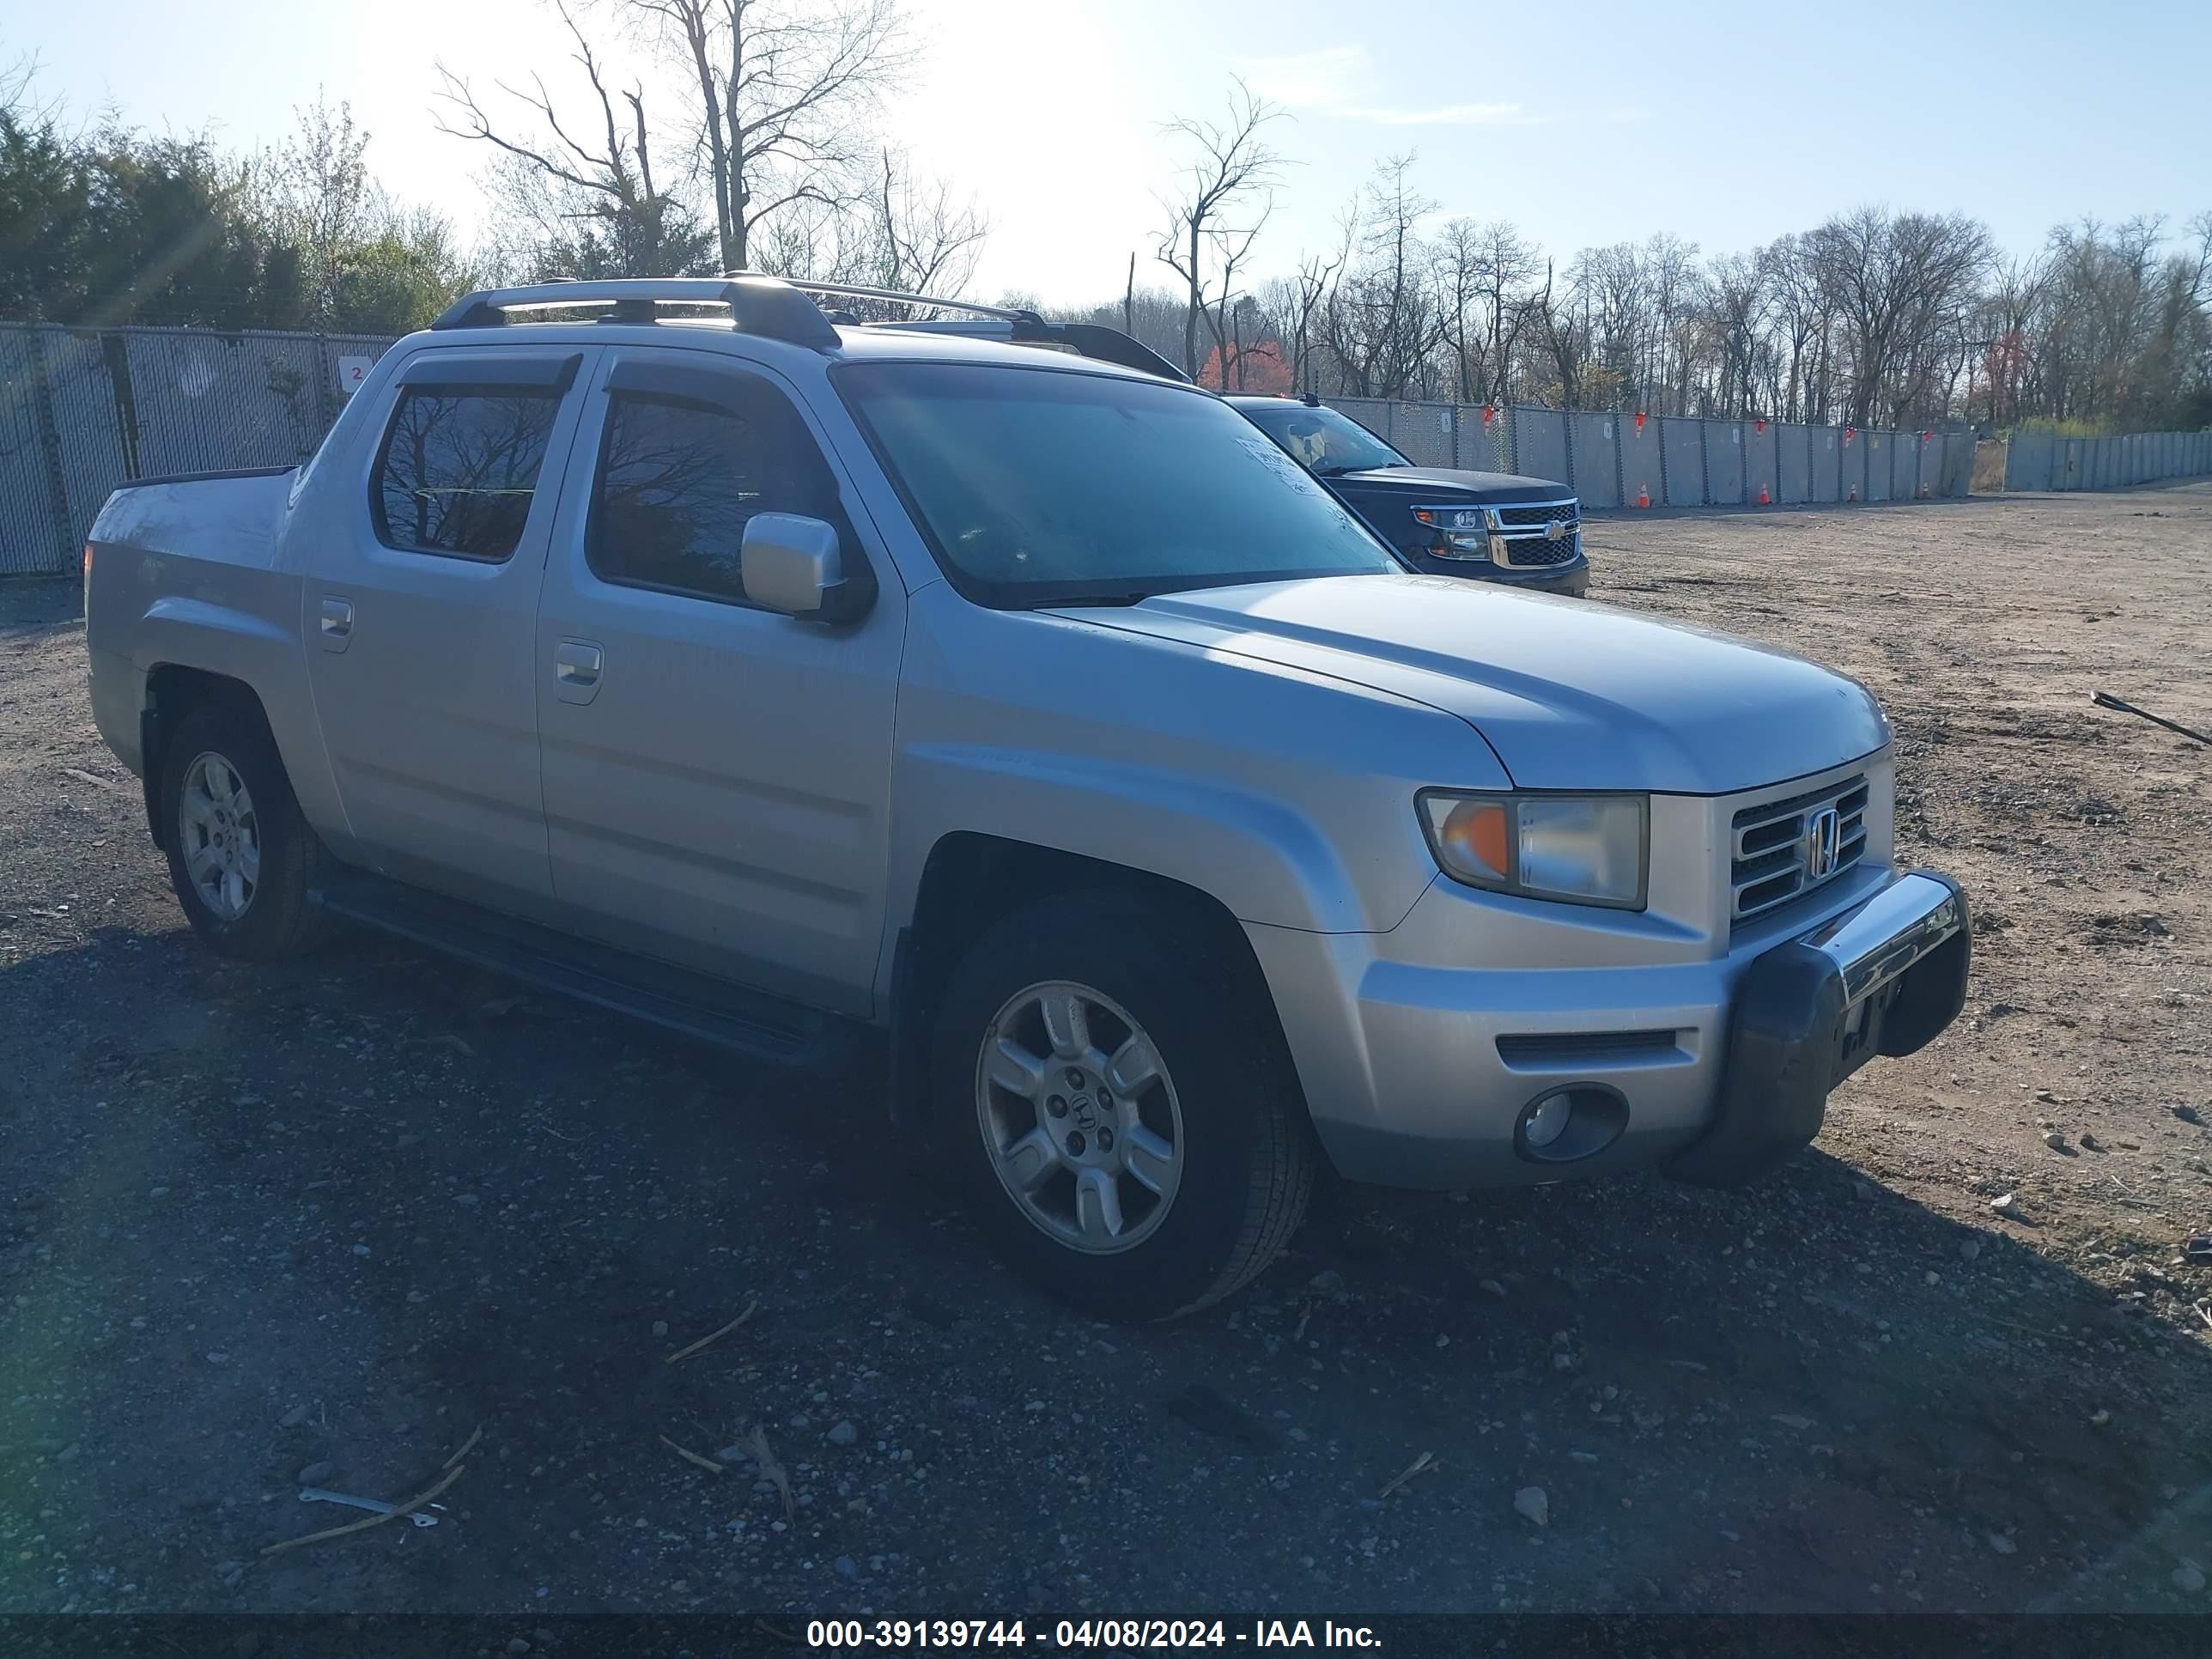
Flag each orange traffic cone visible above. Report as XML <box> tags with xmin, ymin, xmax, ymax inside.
<box><xmin>1758</xmin><ymin>486</ymin><xmax>1771</xmax><ymax>505</ymax></box>
<box><xmin>1847</xmin><ymin>483</ymin><xmax>1858</xmax><ymax>501</ymax></box>
<box><xmin>1636</xmin><ymin>484</ymin><xmax>1650</xmax><ymax>508</ymax></box>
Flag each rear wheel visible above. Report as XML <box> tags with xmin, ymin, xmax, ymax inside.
<box><xmin>933</xmin><ymin>891</ymin><xmax>1314</xmax><ymax>1320</ymax></box>
<box><xmin>159</xmin><ymin>702</ymin><xmax>327</xmax><ymax>961</ymax></box>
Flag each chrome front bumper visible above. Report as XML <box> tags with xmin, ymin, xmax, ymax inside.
<box><xmin>1247</xmin><ymin>866</ymin><xmax>1970</xmax><ymax>1192</ymax></box>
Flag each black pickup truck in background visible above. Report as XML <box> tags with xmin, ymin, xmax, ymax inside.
<box><xmin>1230</xmin><ymin>394</ymin><xmax>1589</xmax><ymax>598</ymax></box>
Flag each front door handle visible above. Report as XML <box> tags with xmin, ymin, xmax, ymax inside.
<box><xmin>554</xmin><ymin>638</ymin><xmax>604</xmax><ymax>705</ymax></box>
<box><xmin>318</xmin><ymin>597</ymin><xmax>354</xmax><ymax>653</ymax></box>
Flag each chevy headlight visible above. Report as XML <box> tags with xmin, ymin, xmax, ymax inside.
<box><xmin>1418</xmin><ymin>791</ymin><xmax>1649</xmax><ymax>908</ymax></box>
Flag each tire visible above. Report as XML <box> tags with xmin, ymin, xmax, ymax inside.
<box><xmin>159</xmin><ymin>699</ymin><xmax>328</xmax><ymax>961</ymax></box>
<box><xmin>932</xmin><ymin>890</ymin><xmax>1314</xmax><ymax>1321</ymax></box>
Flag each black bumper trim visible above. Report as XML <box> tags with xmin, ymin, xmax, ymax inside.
<box><xmin>1666</xmin><ymin>872</ymin><xmax>1970</xmax><ymax>1188</ymax></box>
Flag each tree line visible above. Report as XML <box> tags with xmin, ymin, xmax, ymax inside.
<box><xmin>3</xmin><ymin>9</ymin><xmax>2208</xmax><ymax>433</ymax></box>
<box><xmin>1120</xmin><ymin>83</ymin><xmax>2212</xmax><ymax>432</ymax></box>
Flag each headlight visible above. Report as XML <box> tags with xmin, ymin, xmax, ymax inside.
<box><xmin>1418</xmin><ymin>791</ymin><xmax>1649</xmax><ymax>908</ymax></box>
<box><xmin>1411</xmin><ymin>506</ymin><xmax>1488</xmax><ymax>558</ymax></box>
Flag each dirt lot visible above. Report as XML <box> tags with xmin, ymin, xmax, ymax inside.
<box><xmin>3</xmin><ymin>484</ymin><xmax>2209</xmax><ymax>1620</ymax></box>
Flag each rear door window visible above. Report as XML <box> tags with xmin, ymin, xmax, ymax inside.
<box><xmin>372</xmin><ymin>390</ymin><xmax>562</xmax><ymax>561</ymax></box>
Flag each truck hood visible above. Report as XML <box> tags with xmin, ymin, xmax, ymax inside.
<box><xmin>1330</xmin><ymin>465</ymin><xmax>1570</xmax><ymax>504</ymax></box>
<box><xmin>1054</xmin><ymin>574</ymin><xmax>1888</xmax><ymax>794</ymax></box>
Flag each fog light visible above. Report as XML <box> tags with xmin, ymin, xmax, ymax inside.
<box><xmin>1522</xmin><ymin>1092</ymin><xmax>1573</xmax><ymax>1148</ymax></box>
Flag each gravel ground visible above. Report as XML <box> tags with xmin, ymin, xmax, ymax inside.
<box><xmin>2</xmin><ymin>484</ymin><xmax>2209</xmax><ymax>1617</ymax></box>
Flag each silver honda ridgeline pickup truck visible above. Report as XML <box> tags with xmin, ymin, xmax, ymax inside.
<box><xmin>84</xmin><ymin>277</ymin><xmax>1969</xmax><ymax>1319</ymax></box>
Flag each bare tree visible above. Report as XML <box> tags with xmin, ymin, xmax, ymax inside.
<box><xmin>434</xmin><ymin>1</ymin><xmax>713</xmax><ymax>277</ymax></box>
<box><xmin>1699</xmin><ymin>251</ymin><xmax>1768</xmax><ymax>416</ymax></box>
<box><xmin>814</xmin><ymin>146</ymin><xmax>988</xmax><ymax>312</ymax></box>
<box><xmin>1155</xmin><ymin>78</ymin><xmax>1282</xmax><ymax>380</ymax></box>
<box><xmin>1758</xmin><ymin>234</ymin><xmax>1832</xmax><ymax>421</ymax></box>
<box><xmin>1322</xmin><ymin>156</ymin><xmax>1446</xmax><ymax>399</ymax></box>
<box><xmin>1257</xmin><ymin>250</ymin><xmax>1339</xmax><ymax>395</ymax></box>
<box><xmin>1808</xmin><ymin>205</ymin><xmax>1990</xmax><ymax>426</ymax></box>
<box><xmin>627</xmin><ymin>0</ymin><xmax>908</xmax><ymax>272</ymax></box>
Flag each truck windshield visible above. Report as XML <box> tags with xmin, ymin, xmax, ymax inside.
<box><xmin>1237</xmin><ymin>401</ymin><xmax>1410</xmax><ymax>476</ymax></box>
<box><xmin>836</xmin><ymin>362</ymin><xmax>1398</xmax><ymax>607</ymax></box>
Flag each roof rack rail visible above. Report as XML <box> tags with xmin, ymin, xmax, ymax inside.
<box><xmin>431</xmin><ymin>272</ymin><xmax>1188</xmax><ymax>383</ymax></box>
<box><xmin>723</xmin><ymin>272</ymin><xmax>1186</xmax><ymax>382</ymax></box>
<box><xmin>430</xmin><ymin>276</ymin><xmax>838</xmax><ymax>349</ymax></box>
<box><xmin>740</xmin><ymin>275</ymin><xmax>1042</xmax><ymax>325</ymax></box>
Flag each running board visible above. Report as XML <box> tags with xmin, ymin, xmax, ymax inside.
<box><xmin>311</xmin><ymin>872</ymin><xmax>844</xmax><ymax>1066</ymax></box>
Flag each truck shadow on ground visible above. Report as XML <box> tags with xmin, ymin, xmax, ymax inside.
<box><xmin>3</xmin><ymin>924</ymin><xmax>2209</xmax><ymax>1614</ymax></box>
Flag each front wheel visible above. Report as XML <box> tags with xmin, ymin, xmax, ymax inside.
<box><xmin>932</xmin><ymin>892</ymin><xmax>1314</xmax><ymax>1320</ymax></box>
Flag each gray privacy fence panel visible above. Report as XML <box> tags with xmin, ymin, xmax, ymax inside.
<box><xmin>2005</xmin><ymin>430</ymin><xmax>2053</xmax><ymax>492</ymax></box>
<box><xmin>1458</xmin><ymin>405</ymin><xmax>1508</xmax><ymax>471</ymax></box>
<box><xmin>1569</xmin><ymin>410</ymin><xmax>1622</xmax><ymax>508</ymax></box>
<box><xmin>1660</xmin><ymin>417</ymin><xmax>1705</xmax><ymax>506</ymax></box>
<box><xmin>125</xmin><ymin>331</ymin><xmax>330</xmax><ymax>477</ymax></box>
<box><xmin>1619</xmin><ymin>416</ymin><xmax>1664</xmax><ymax>506</ymax></box>
<box><xmin>1809</xmin><ymin>427</ymin><xmax>1841</xmax><ymax>501</ymax></box>
<box><xmin>1389</xmin><ymin>400</ymin><xmax>1455</xmax><ymax>469</ymax></box>
<box><xmin>0</xmin><ymin>331</ymin><xmax>66</xmax><ymax>574</ymax></box>
<box><xmin>1705</xmin><ymin>420</ymin><xmax>1745</xmax><ymax>504</ymax></box>
<box><xmin>1778</xmin><ymin>424</ymin><xmax>1814</xmax><ymax>502</ymax></box>
<box><xmin>1514</xmin><ymin>407</ymin><xmax>1569</xmax><ymax>487</ymax></box>
<box><xmin>1864</xmin><ymin>431</ymin><xmax>1894</xmax><ymax>501</ymax></box>
<box><xmin>1743</xmin><ymin>420</ymin><xmax>1778</xmax><ymax>503</ymax></box>
<box><xmin>43</xmin><ymin>331</ymin><xmax>134</xmax><ymax>574</ymax></box>
<box><xmin>1842</xmin><ymin>430</ymin><xmax>1870</xmax><ymax>500</ymax></box>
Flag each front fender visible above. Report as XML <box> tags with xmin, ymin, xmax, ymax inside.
<box><xmin>892</xmin><ymin>742</ymin><xmax>1389</xmax><ymax>937</ymax></box>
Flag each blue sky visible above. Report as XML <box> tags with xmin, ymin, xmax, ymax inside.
<box><xmin>13</xmin><ymin>0</ymin><xmax>2211</xmax><ymax>303</ymax></box>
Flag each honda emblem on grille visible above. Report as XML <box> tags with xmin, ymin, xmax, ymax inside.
<box><xmin>1806</xmin><ymin>806</ymin><xmax>1842</xmax><ymax>878</ymax></box>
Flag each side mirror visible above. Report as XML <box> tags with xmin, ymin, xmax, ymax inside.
<box><xmin>739</xmin><ymin>513</ymin><xmax>869</xmax><ymax>623</ymax></box>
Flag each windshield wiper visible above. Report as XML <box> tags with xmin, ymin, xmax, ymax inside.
<box><xmin>1023</xmin><ymin>588</ymin><xmax>1154</xmax><ymax>609</ymax></box>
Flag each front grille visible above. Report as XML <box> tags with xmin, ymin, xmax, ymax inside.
<box><xmin>1500</xmin><ymin>533</ymin><xmax>1580</xmax><ymax>567</ymax></box>
<box><xmin>1494</xmin><ymin>501</ymin><xmax>1577</xmax><ymax>528</ymax></box>
<box><xmin>1730</xmin><ymin>774</ymin><xmax>1869</xmax><ymax>923</ymax></box>
<box><xmin>1488</xmin><ymin>498</ymin><xmax>1581</xmax><ymax>568</ymax></box>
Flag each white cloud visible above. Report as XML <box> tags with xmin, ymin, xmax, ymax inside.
<box><xmin>1237</xmin><ymin>46</ymin><xmax>1562</xmax><ymax>128</ymax></box>
<box><xmin>1236</xmin><ymin>45</ymin><xmax>1372</xmax><ymax>109</ymax></box>
<box><xmin>1339</xmin><ymin>102</ymin><xmax>1534</xmax><ymax>127</ymax></box>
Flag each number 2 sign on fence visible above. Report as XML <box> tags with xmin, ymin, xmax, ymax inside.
<box><xmin>336</xmin><ymin>356</ymin><xmax>374</xmax><ymax>396</ymax></box>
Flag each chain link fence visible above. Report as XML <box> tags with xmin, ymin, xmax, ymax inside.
<box><xmin>1</xmin><ymin>323</ymin><xmax>397</xmax><ymax>575</ymax></box>
<box><xmin>5</xmin><ymin>320</ymin><xmax>2209</xmax><ymax>578</ymax></box>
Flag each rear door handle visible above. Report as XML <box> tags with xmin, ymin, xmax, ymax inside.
<box><xmin>318</xmin><ymin>597</ymin><xmax>354</xmax><ymax>653</ymax></box>
<box><xmin>554</xmin><ymin>638</ymin><xmax>604</xmax><ymax>705</ymax></box>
